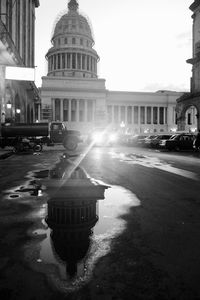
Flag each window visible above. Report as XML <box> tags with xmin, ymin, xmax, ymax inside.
<box><xmin>80</xmin><ymin>38</ymin><xmax>83</xmax><ymax>45</ymax></box>
<box><xmin>188</xmin><ymin>113</ymin><xmax>191</xmax><ymax>125</ymax></box>
<box><xmin>72</xmin><ymin>37</ymin><xmax>76</xmax><ymax>45</ymax></box>
<box><xmin>64</xmin><ymin>38</ymin><xmax>68</xmax><ymax>44</ymax></box>
<box><xmin>57</xmin><ymin>54</ymin><xmax>60</xmax><ymax>69</ymax></box>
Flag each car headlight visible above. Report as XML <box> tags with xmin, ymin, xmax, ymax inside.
<box><xmin>92</xmin><ymin>132</ymin><xmax>104</xmax><ymax>142</ymax></box>
<box><xmin>109</xmin><ymin>133</ymin><xmax>117</xmax><ymax>142</ymax></box>
<box><xmin>160</xmin><ymin>140</ymin><xmax>166</xmax><ymax>145</ymax></box>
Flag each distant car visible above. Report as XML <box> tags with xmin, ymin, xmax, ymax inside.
<box><xmin>164</xmin><ymin>134</ymin><xmax>195</xmax><ymax>151</ymax></box>
<box><xmin>150</xmin><ymin>134</ymin><xmax>172</xmax><ymax>148</ymax></box>
<box><xmin>128</xmin><ymin>134</ymin><xmax>148</xmax><ymax>147</ymax></box>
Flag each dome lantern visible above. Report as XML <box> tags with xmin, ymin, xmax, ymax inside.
<box><xmin>68</xmin><ymin>0</ymin><xmax>79</xmax><ymax>12</ymax></box>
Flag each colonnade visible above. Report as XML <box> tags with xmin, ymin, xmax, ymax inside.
<box><xmin>107</xmin><ymin>105</ymin><xmax>168</xmax><ymax>125</ymax></box>
<box><xmin>49</xmin><ymin>99</ymin><xmax>170</xmax><ymax>126</ymax></box>
<box><xmin>52</xmin><ymin>98</ymin><xmax>94</xmax><ymax>122</ymax></box>
<box><xmin>47</xmin><ymin>201</ymin><xmax>97</xmax><ymax>225</ymax></box>
<box><xmin>48</xmin><ymin>52</ymin><xmax>97</xmax><ymax>75</ymax></box>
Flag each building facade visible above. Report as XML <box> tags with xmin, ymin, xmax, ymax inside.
<box><xmin>176</xmin><ymin>0</ymin><xmax>200</xmax><ymax>131</ymax></box>
<box><xmin>0</xmin><ymin>0</ymin><xmax>40</xmax><ymax>124</ymax></box>
<box><xmin>41</xmin><ymin>0</ymin><xmax>197</xmax><ymax>136</ymax></box>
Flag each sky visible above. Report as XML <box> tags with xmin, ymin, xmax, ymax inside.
<box><xmin>35</xmin><ymin>0</ymin><xmax>193</xmax><ymax>92</ymax></box>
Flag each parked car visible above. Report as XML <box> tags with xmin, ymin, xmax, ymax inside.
<box><xmin>150</xmin><ymin>134</ymin><xmax>172</xmax><ymax>148</ymax></box>
<box><xmin>143</xmin><ymin>135</ymin><xmax>158</xmax><ymax>147</ymax></box>
<box><xmin>164</xmin><ymin>133</ymin><xmax>195</xmax><ymax>151</ymax></box>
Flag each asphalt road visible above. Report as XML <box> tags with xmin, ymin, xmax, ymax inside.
<box><xmin>0</xmin><ymin>145</ymin><xmax>200</xmax><ymax>300</ymax></box>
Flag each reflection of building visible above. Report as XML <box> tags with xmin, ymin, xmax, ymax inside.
<box><xmin>47</xmin><ymin>196</ymin><xmax>98</xmax><ymax>278</ymax></box>
<box><xmin>40</xmin><ymin>0</ymin><xmax>195</xmax><ymax>135</ymax></box>
<box><xmin>0</xmin><ymin>0</ymin><xmax>40</xmax><ymax>124</ymax></box>
<box><xmin>45</xmin><ymin>157</ymin><xmax>107</xmax><ymax>278</ymax></box>
<box><xmin>176</xmin><ymin>0</ymin><xmax>200</xmax><ymax>131</ymax></box>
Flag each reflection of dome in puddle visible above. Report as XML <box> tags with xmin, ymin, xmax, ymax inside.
<box><xmin>45</xmin><ymin>156</ymin><xmax>108</xmax><ymax>279</ymax></box>
<box><xmin>46</xmin><ymin>198</ymin><xmax>99</xmax><ymax>279</ymax></box>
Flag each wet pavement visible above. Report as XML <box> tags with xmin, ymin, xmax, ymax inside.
<box><xmin>1</xmin><ymin>145</ymin><xmax>200</xmax><ymax>299</ymax></box>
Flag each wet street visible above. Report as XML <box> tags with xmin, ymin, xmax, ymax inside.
<box><xmin>0</xmin><ymin>144</ymin><xmax>200</xmax><ymax>300</ymax></box>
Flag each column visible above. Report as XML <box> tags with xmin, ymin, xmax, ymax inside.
<box><xmin>76</xmin><ymin>99</ymin><xmax>79</xmax><ymax>122</ymax></box>
<box><xmin>89</xmin><ymin>56</ymin><xmax>91</xmax><ymax>72</ymax></box>
<box><xmin>144</xmin><ymin>106</ymin><xmax>147</xmax><ymax>124</ymax></box>
<box><xmin>68</xmin><ymin>99</ymin><xmax>71</xmax><ymax>121</ymax></box>
<box><xmin>65</xmin><ymin>53</ymin><xmax>67</xmax><ymax>69</ymax></box>
<box><xmin>75</xmin><ymin>53</ymin><xmax>77</xmax><ymax>69</ymax></box>
<box><xmin>70</xmin><ymin>53</ymin><xmax>72</xmax><ymax>69</ymax></box>
<box><xmin>125</xmin><ymin>106</ymin><xmax>127</xmax><ymax>124</ymax></box>
<box><xmin>163</xmin><ymin>107</ymin><xmax>166</xmax><ymax>124</ymax></box>
<box><xmin>111</xmin><ymin>105</ymin><xmax>114</xmax><ymax>123</ymax></box>
<box><xmin>157</xmin><ymin>107</ymin><xmax>160</xmax><ymax>125</ymax></box>
<box><xmin>138</xmin><ymin>107</ymin><xmax>141</xmax><ymax>125</ymax></box>
<box><xmin>151</xmin><ymin>107</ymin><xmax>153</xmax><ymax>124</ymax></box>
<box><xmin>52</xmin><ymin>98</ymin><xmax>55</xmax><ymax>121</ymax></box>
<box><xmin>80</xmin><ymin>54</ymin><xmax>82</xmax><ymax>70</ymax></box>
<box><xmin>84</xmin><ymin>99</ymin><xmax>87</xmax><ymax>122</ymax></box>
<box><xmin>60</xmin><ymin>99</ymin><xmax>63</xmax><ymax>121</ymax></box>
<box><xmin>60</xmin><ymin>54</ymin><xmax>62</xmax><ymax>70</ymax></box>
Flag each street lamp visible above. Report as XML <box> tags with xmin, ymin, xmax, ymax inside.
<box><xmin>6</xmin><ymin>101</ymin><xmax>12</xmax><ymax>109</ymax></box>
<box><xmin>16</xmin><ymin>108</ymin><xmax>21</xmax><ymax>114</ymax></box>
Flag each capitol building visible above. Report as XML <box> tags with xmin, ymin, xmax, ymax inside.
<box><xmin>40</xmin><ymin>0</ymin><xmax>197</xmax><ymax>136</ymax></box>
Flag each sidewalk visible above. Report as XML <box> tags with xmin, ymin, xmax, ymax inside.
<box><xmin>0</xmin><ymin>147</ymin><xmax>13</xmax><ymax>159</ymax></box>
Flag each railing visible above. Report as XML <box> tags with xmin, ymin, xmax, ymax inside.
<box><xmin>0</xmin><ymin>18</ymin><xmax>23</xmax><ymax>65</ymax></box>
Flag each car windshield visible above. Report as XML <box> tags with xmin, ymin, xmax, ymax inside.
<box><xmin>170</xmin><ymin>135</ymin><xmax>178</xmax><ymax>140</ymax></box>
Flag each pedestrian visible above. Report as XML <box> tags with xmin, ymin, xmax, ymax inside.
<box><xmin>194</xmin><ymin>130</ymin><xmax>200</xmax><ymax>151</ymax></box>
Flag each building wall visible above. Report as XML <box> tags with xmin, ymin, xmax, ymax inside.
<box><xmin>0</xmin><ymin>0</ymin><xmax>40</xmax><ymax>124</ymax></box>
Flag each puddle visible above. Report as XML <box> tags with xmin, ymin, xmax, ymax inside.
<box><xmin>109</xmin><ymin>151</ymin><xmax>198</xmax><ymax>181</ymax></box>
<box><xmin>30</xmin><ymin>185</ymin><xmax>140</xmax><ymax>288</ymax></box>
<box><xmin>9</xmin><ymin>194</ymin><xmax>20</xmax><ymax>198</ymax></box>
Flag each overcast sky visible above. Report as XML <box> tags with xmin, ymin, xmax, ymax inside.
<box><xmin>35</xmin><ymin>0</ymin><xmax>193</xmax><ymax>92</ymax></box>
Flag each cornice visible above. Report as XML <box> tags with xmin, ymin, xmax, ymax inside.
<box><xmin>189</xmin><ymin>0</ymin><xmax>200</xmax><ymax>12</ymax></box>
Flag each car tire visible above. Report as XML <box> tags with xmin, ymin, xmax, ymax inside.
<box><xmin>63</xmin><ymin>136</ymin><xmax>77</xmax><ymax>151</ymax></box>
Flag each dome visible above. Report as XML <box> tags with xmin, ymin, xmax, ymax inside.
<box><xmin>52</xmin><ymin>0</ymin><xmax>93</xmax><ymax>42</ymax></box>
<box><xmin>46</xmin><ymin>0</ymin><xmax>99</xmax><ymax>79</ymax></box>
